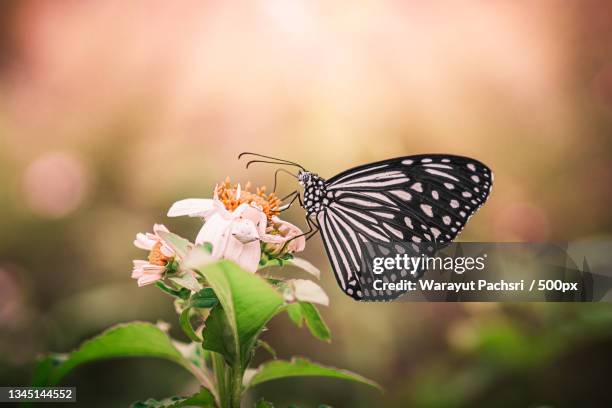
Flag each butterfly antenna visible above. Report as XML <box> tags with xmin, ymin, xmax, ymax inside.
<box><xmin>239</xmin><ymin>152</ymin><xmax>305</xmax><ymax>170</ymax></box>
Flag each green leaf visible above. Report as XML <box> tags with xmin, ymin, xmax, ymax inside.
<box><xmin>32</xmin><ymin>322</ymin><xmax>199</xmax><ymax>387</ymax></box>
<box><xmin>286</xmin><ymin>303</ymin><xmax>304</xmax><ymax>327</ymax></box>
<box><xmin>255</xmin><ymin>398</ymin><xmax>275</xmax><ymax>408</ymax></box>
<box><xmin>156</xmin><ymin>281</ymin><xmax>191</xmax><ymax>300</ymax></box>
<box><xmin>191</xmin><ymin>288</ymin><xmax>219</xmax><ymax>309</ymax></box>
<box><xmin>247</xmin><ymin>358</ymin><xmax>382</xmax><ymax>391</ymax></box>
<box><xmin>180</xmin><ymin>308</ymin><xmax>203</xmax><ymax>342</ymax></box>
<box><xmin>202</xmin><ymin>306</ymin><xmax>237</xmax><ymax>362</ymax></box>
<box><xmin>157</xmin><ymin>231</ymin><xmax>192</xmax><ymax>260</ymax></box>
<box><xmin>255</xmin><ymin>340</ymin><xmax>277</xmax><ymax>359</ymax></box>
<box><xmin>300</xmin><ymin>302</ymin><xmax>331</xmax><ymax>342</ymax></box>
<box><xmin>131</xmin><ymin>387</ymin><xmax>216</xmax><ymax>407</ymax></box>
<box><xmin>193</xmin><ymin>260</ymin><xmax>284</xmax><ymax>368</ymax></box>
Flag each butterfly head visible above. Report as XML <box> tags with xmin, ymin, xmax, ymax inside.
<box><xmin>297</xmin><ymin>170</ymin><xmax>312</xmax><ymax>186</ymax></box>
<box><xmin>297</xmin><ymin>171</ymin><xmax>327</xmax><ymax>214</ymax></box>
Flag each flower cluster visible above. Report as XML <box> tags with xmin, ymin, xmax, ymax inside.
<box><xmin>132</xmin><ymin>224</ymin><xmax>176</xmax><ymax>287</ymax></box>
<box><xmin>132</xmin><ymin>178</ymin><xmax>328</xmax><ymax>305</ymax></box>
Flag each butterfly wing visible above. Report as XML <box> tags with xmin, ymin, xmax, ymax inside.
<box><xmin>318</xmin><ymin>154</ymin><xmax>493</xmax><ymax>301</ymax></box>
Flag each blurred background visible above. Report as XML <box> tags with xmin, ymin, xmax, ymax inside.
<box><xmin>1</xmin><ymin>1</ymin><xmax>612</xmax><ymax>406</ymax></box>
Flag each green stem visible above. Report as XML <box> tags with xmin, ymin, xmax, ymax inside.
<box><xmin>211</xmin><ymin>353</ymin><xmax>243</xmax><ymax>408</ymax></box>
<box><xmin>211</xmin><ymin>353</ymin><xmax>228</xmax><ymax>407</ymax></box>
<box><xmin>229</xmin><ymin>363</ymin><xmax>243</xmax><ymax>408</ymax></box>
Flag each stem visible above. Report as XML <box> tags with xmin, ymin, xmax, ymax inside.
<box><xmin>211</xmin><ymin>353</ymin><xmax>228</xmax><ymax>407</ymax></box>
<box><xmin>211</xmin><ymin>352</ymin><xmax>243</xmax><ymax>408</ymax></box>
<box><xmin>229</xmin><ymin>363</ymin><xmax>243</xmax><ymax>408</ymax></box>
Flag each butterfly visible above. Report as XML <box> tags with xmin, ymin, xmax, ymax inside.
<box><xmin>240</xmin><ymin>153</ymin><xmax>493</xmax><ymax>301</ymax></box>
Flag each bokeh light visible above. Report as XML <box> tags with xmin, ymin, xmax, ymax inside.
<box><xmin>20</xmin><ymin>151</ymin><xmax>90</xmax><ymax>218</ymax></box>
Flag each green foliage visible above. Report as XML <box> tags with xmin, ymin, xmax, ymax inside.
<box><xmin>285</xmin><ymin>302</ymin><xmax>331</xmax><ymax>342</ymax></box>
<box><xmin>299</xmin><ymin>302</ymin><xmax>331</xmax><ymax>342</ymax></box>
<box><xmin>32</xmin><ymin>322</ymin><xmax>193</xmax><ymax>386</ymax></box>
<box><xmin>286</xmin><ymin>303</ymin><xmax>303</xmax><ymax>326</ymax></box>
<box><xmin>195</xmin><ymin>259</ymin><xmax>284</xmax><ymax>367</ymax></box>
<box><xmin>255</xmin><ymin>399</ymin><xmax>275</xmax><ymax>408</ymax></box>
<box><xmin>191</xmin><ymin>288</ymin><xmax>219</xmax><ymax>308</ymax></box>
<box><xmin>255</xmin><ymin>340</ymin><xmax>277</xmax><ymax>359</ymax></box>
<box><xmin>247</xmin><ymin>358</ymin><xmax>382</xmax><ymax>391</ymax></box>
<box><xmin>156</xmin><ymin>281</ymin><xmax>191</xmax><ymax>300</ymax></box>
<box><xmin>32</xmin><ymin>258</ymin><xmax>379</xmax><ymax>407</ymax></box>
<box><xmin>131</xmin><ymin>388</ymin><xmax>216</xmax><ymax>408</ymax></box>
<box><xmin>180</xmin><ymin>308</ymin><xmax>203</xmax><ymax>342</ymax></box>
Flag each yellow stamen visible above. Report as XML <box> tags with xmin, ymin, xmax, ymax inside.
<box><xmin>216</xmin><ymin>177</ymin><xmax>280</xmax><ymax>220</ymax></box>
<box><xmin>148</xmin><ymin>241</ymin><xmax>171</xmax><ymax>266</ymax></box>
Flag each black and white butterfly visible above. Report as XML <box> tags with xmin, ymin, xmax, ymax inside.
<box><xmin>240</xmin><ymin>153</ymin><xmax>493</xmax><ymax>301</ymax></box>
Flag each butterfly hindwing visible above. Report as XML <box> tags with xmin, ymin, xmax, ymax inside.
<box><xmin>318</xmin><ymin>154</ymin><xmax>493</xmax><ymax>301</ymax></box>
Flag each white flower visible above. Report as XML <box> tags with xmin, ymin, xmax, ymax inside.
<box><xmin>168</xmin><ymin>195</ymin><xmax>268</xmax><ymax>272</ymax></box>
<box><xmin>131</xmin><ymin>224</ymin><xmax>175</xmax><ymax>287</ymax></box>
<box><xmin>168</xmin><ymin>182</ymin><xmax>305</xmax><ymax>273</ymax></box>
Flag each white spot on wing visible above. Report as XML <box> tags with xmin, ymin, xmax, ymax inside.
<box><xmin>443</xmin><ymin>216</ymin><xmax>451</xmax><ymax>225</ymax></box>
<box><xmin>450</xmin><ymin>199</ymin><xmax>459</xmax><ymax>208</ymax></box>
<box><xmin>467</xmin><ymin>163</ymin><xmax>476</xmax><ymax>171</ymax></box>
<box><xmin>411</xmin><ymin>182</ymin><xmax>423</xmax><ymax>192</ymax></box>
<box><xmin>420</xmin><ymin>204</ymin><xmax>434</xmax><ymax>217</ymax></box>
<box><xmin>431</xmin><ymin>228</ymin><xmax>441</xmax><ymax>239</ymax></box>
<box><xmin>390</xmin><ymin>190</ymin><xmax>412</xmax><ymax>201</ymax></box>
<box><xmin>404</xmin><ymin>217</ymin><xmax>414</xmax><ymax>229</ymax></box>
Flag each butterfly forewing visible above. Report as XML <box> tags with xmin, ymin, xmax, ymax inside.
<box><xmin>319</xmin><ymin>155</ymin><xmax>493</xmax><ymax>301</ymax></box>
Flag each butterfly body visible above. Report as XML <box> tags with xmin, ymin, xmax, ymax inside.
<box><xmin>298</xmin><ymin>171</ymin><xmax>329</xmax><ymax>216</ymax></box>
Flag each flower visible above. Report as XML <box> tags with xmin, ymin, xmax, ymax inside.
<box><xmin>132</xmin><ymin>224</ymin><xmax>175</xmax><ymax>287</ymax></box>
<box><xmin>262</xmin><ymin>216</ymin><xmax>306</xmax><ymax>255</ymax></box>
<box><xmin>168</xmin><ymin>178</ymin><xmax>304</xmax><ymax>272</ymax></box>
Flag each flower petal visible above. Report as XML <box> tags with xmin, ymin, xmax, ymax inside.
<box><xmin>289</xmin><ymin>257</ymin><xmax>321</xmax><ymax>279</ymax></box>
<box><xmin>137</xmin><ymin>273</ymin><xmax>163</xmax><ymax>287</ymax></box>
<box><xmin>290</xmin><ymin>279</ymin><xmax>329</xmax><ymax>306</ymax></box>
<box><xmin>134</xmin><ymin>233</ymin><xmax>156</xmax><ymax>250</ymax></box>
<box><xmin>224</xmin><ymin>238</ymin><xmax>261</xmax><ymax>273</ymax></box>
<box><xmin>167</xmin><ymin>199</ymin><xmax>216</xmax><ymax>218</ymax></box>
<box><xmin>153</xmin><ymin>224</ymin><xmax>170</xmax><ymax>234</ymax></box>
<box><xmin>159</xmin><ymin>244</ymin><xmax>175</xmax><ymax>257</ymax></box>
<box><xmin>196</xmin><ymin>213</ymin><xmax>233</xmax><ymax>248</ymax></box>
<box><xmin>141</xmin><ymin>264</ymin><xmax>165</xmax><ymax>273</ymax></box>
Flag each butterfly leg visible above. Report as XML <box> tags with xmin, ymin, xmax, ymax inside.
<box><xmin>278</xmin><ymin>190</ymin><xmax>299</xmax><ymax>212</ymax></box>
<box><xmin>277</xmin><ymin>214</ymin><xmax>320</xmax><ymax>253</ymax></box>
<box><xmin>294</xmin><ymin>193</ymin><xmax>320</xmax><ymax>240</ymax></box>
<box><xmin>304</xmin><ymin>216</ymin><xmax>321</xmax><ymax>241</ymax></box>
